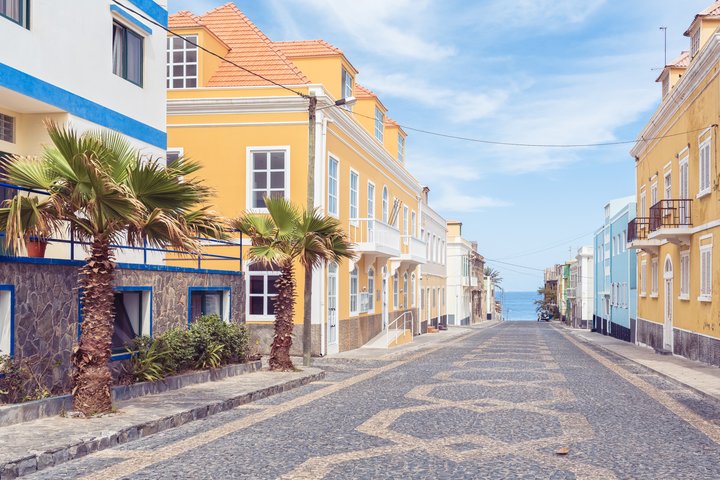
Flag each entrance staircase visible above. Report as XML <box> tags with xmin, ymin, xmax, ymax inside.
<box><xmin>361</xmin><ymin>311</ymin><xmax>414</xmax><ymax>349</ymax></box>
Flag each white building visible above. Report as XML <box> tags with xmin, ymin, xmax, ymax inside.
<box><xmin>0</xmin><ymin>0</ymin><xmax>168</xmax><ymax>261</ymax></box>
<box><xmin>419</xmin><ymin>187</ymin><xmax>448</xmax><ymax>331</ymax></box>
<box><xmin>446</xmin><ymin>220</ymin><xmax>476</xmax><ymax>326</ymax></box>
<box><xmin>572</xmin><ymin>246</ymin><xmax>594</xmax><ymax>329</ymax></box>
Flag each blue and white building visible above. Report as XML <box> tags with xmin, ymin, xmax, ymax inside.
<box><xmin>593</xmin><ymin>196</ymin><xmax>637</xmax><ymax>342</ymax></box>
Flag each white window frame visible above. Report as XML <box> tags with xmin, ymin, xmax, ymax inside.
<box><xmin>640</xmin><ymin>259</ymin><xmax>647</xmax><ymax>297</ymax></box>
<box><xmin>664</xmin><ymin>171</ymin><xmax>671</xmax><ymax>200</ymax></box>
<box><xmin>247</xmin><ymin>263</ymin><xmax>281</xmax><ymax>321</ymax></box>
<box><xmin>349</xmin><ymin>169</ymin><xmax>359</xmax><ymax>225</ymax></box>
<box><xmin>650</xmin><ymin>258</ymin><xmax>658</xmax><ymax>298</ymax></box>
<box><xmin>327</xmin><ymin>155</ymin><xmax>339</xmax><ymax>217</ymax></box>
<box><xmin>382</xmin><ymin>186</ymin><xmax>389</xmax><ymax>223</ymax></box>
<box><xmin>680</xmin><ymin>250</ymin><xmax>690</xmax><ymax>300</ymax></box>
<box><xmin>367</xmin><ymin>181</ymin><xmax>375</xmax><ymax>221</ymax></box>
<box><xmin>650</xmin><ymin>182</ymin><xmax>658</xmax><ymax>207</ymax></box>
<box><xmin>411</xmin><ymin>273</ymin><xmax>416</xmax><ymax>306</ymax></box>
<box><xmin>402</xmin><ymin>273</ymin><xmax>408</xmax><ymax>308</ymax></box>
<box><xmin>411</xmin><ymin>211</ymin><xmax>416</xmax><ymax>238</ymax></box>
<box><xmin>350</xmin><ymin>266</ymin><xmax>359</xmax><ymax>315</ymax></box>
<box><xmin>698</xmin><ymin>138</ymin><xmax>712</xmax><ymax>197</ymax></box>
<box><xmin>0</xmin><ymin>286</ymin><xmax>14</xmax><ymax>357</ymax></box>
<box><xmin>246</xmin><ymin>147</ymin><xmax>290</xmax><ymax>212</ymax></box>
<box><xmin>167</xmin><ymin>34</ymin><xmax>198</xmax><ymax>89</ymax></box>
<box><xmin>374</xmin><ymin>107</ymin><xmax>384</xmax><ymax>142</ymax></box>
<box><xmin>0</xmin><ymin>113</ymin><xmax>15</xmax><ymax>144</ymax></box>
<box><xmin>393</xmin><ymin>272</ymin><xmax>399</xmax><ymax>309</ymax></box>
<box><xmin>397</xmin><ymin>134</ymin><xmax>405</xmax><ymax>163</ymax></box>
<box><xmin>367</xmin><ymin>268</ymin><xmax>375</xmax><ymax>314</ymax></box>
<box><xmin>691</xmin><ymin>29</ymin><xmax>700</xmax><ymax>57</ymax></box>
<box><xmin>699</xmin><ymin>244</ymin><xmax>713</xmax><ymax>301</ymax></box>
<box><xmin>640</xmin><ymin>190</ymin><xmax>646</xmax><ymax>217</ymax></box>
<box><xmin>403</xmin><ymin>206</ymin><xmax>409</xmax><ymax>240</ymax></box>
<box><xmin>341</xmin><ymin>67</ymin><xmax>353</xmax><ymax>111</ymax></box>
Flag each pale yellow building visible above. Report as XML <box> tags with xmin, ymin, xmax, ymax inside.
<box><xmin>167</xmin><ymin>4</ymin><xmax>428</xmax><ymax>354</ymax></box>
<box><xmin>628</xmin><ymin>1</ymin><xmax>720</xmax><ymax>365</ymax></box>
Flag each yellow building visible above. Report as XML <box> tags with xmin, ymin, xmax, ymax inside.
<box><xmin>628</xmin><ymin>1</ymin><xmax>720</xmax><ymax>365</ymax></box>
<box><xmin>167</xmin><ymin>4</ymin><xmax>428</xmax><ymax>354</ymax></box>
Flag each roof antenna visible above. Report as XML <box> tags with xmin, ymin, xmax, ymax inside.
<box><xmin>660</xmin><ymin>26</ymin><xmax>668</xmax><ymax>66</ymax></box>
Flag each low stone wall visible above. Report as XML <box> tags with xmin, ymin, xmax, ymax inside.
<box><xmin>0</xmin><ymin>260</ymin><xmax>244</xmax><ymax>395</ymax></box>
<box><xmin>630</xmin><ymin>318</ymin><xmax>637</xmax><ymax>344</ymax></box>
<box><xmin>247</xmin><ymin>323</ymin><xmax>322</xmax><ymax>357</ymax></box>
<box><xmin>673</xmin><ymin>329</ymin><xmax>720</xmax><ymax>367</ymax></box>
<box><xmin>636</xmin><ymin>318</ymin><xmax>663</xmax><ymax>351</ymax></box>
<box><xmin>339</xmin><ymin>312</ymin><xmax>384</xmax><ymax>352</ymax></box>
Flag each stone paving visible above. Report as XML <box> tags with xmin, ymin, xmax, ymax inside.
<box><xmin>23</xmin><ymin>322</ymin><xmax>720</xmax><ymax>479</ymax></box>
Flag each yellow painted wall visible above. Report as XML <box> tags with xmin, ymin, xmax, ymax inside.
<box><xmin>420</xmin><ymin>273</ymin><xmax>447</xmax><ymax>324</ymax></box>
<box><xmin>353</xmin><ymin>98</ymin><xmax>386</xmax><ymax>144</ymax></box>
<box><xmin>635</xmin><ymin>47</ymin><xmax>720</xmax><ymax>339</ymax></box>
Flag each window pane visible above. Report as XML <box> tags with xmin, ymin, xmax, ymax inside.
<box><xmin>186</xmin><ymin>78</ymin><xmax>197</xmax><ymax>88</ymax></box>
<box><xmin>186</xmin><ymin>64</ymin><xmax>197</xmax><ymax>77</ymax></box>
<box><xmin>249</xmin><ymin>297</ymin><xmax>264</xmax><ymax>315</ymax></box>
<box><xmin>126</xmin><ymin>31</ymin><xmax>143</xmax><ymax>85</ymax></box>
<box><xmin>173</xmin><ymin>37</ymin><xmax>184</xmax><ymax>48</ymax></box>
<box><xmin>186</xmin><ymin>50</ymin><xmax>197</xmax><ymax>62</ymax></box>
<box><xmin>267</xmin><ymin>275</ymin><xmax>280</xmax><ymax>294</ymax></box>
<box><xmin>202</xmin><ymin>293</ymin><xmax>222</xmax><ymax>316</ymax></box>
<box><xmin>267</xmin><ymin>296</ymin><xmax>277</xmax><ymax>315</ymax></box>
<box><xmin>253</xmin><ymin>152</ymin><xmax>267</xmax><ymax>170</ymax></box>
<box><xmin>253</xmin><ymin>192</ymin><xmax>265</xmax><ymax>209</ymax></box>
<box><xmin>173</xmin><ymin>65</ymin><xmax>184</xmax><ymax>76</ymax></box>
<box><xmin>173</xmin><ymin>79</ymin><xmax>183</xmax><ymax>88</ymax></box>
<box><xmin>269</xmin><ymin>190</ymin><xmax>284</xmax><ymax>199</ymax></box>
<box><xmin>270</xmin><ymin>171</ymin><xmax>284</xmax><ymax>189</ymax></box>
<box><xmin>253</xmin><ymin>172</ymin><xmax>267</xmax><ymax>189</ymax></box>
<box><xmin>270</xmin><ymin>152</ymin><xmax>284</xmax><ymax>169</ymax></box>
<box><xmin>112</xmin><ymin>25</ymin><xmax>124</xmax><ymax>76</ymax></box>
<box><xmin>249</xmin><ymin>275</ymin><xmax>264</xmax><ymax>294</ymax></box>
<box><xmin>173</xmin><ymin>51</ymin><xmax>184</xmax><ymax>63</ymax></box>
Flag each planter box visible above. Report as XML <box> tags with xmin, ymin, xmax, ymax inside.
<box><xmin>0</xmin><ymin>360</ymin><xmax>261</xmax><ymax>427</ymax></box>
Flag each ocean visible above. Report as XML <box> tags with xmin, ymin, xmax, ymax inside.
<box><xmin>498</xmin><ymin>291</ymin><xmax>540</xmax><ymax>321</ymax></box>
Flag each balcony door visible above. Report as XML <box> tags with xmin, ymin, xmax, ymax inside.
<box><xmin>663</xmin><ymin>256</ymin><xmax>674</xmax><ymax>352</ymax></box>
<box><xmin>680</xmin><ymin>160</ymin><xmax>689</xmax><ymax>224</ymax></box>
<box><xmin>381</xmin><ymin>266</ymin><xmax>388</xmax><ymax>329</ymax></box>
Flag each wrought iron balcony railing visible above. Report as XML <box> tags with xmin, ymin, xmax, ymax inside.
<box><xmin>649</xmin><ymin>199</ymin><xmax>692</xmax><ymax>232</ymax></box>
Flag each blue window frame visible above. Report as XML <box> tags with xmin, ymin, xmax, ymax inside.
<box><xmin>77</xmin><ymin>286</ymin><xmax>152</xmax><ymax>360</ymax></box>
<box><xmin>0</xmin><ymin>285</ymin><xmax>15</xmax><ymax>357</ymax></box>
<box><xmin>188</xmin><ymin>287</ymin><xmax>231</xmax><ymax>324</ymax></box>
<box><xmin>0</xmin><ymin>0</ymin><xmax>29</xmax><ymax>28</ymax></box>
<box><xmin>112</xmin><ymin>21</ymin><xmax>144</xmax><ymax>86</ymax></box>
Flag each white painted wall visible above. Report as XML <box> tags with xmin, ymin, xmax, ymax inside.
<box><xmin>0</xmin><ymin>0</ymin><xmax>167</xmax><ymax>133</ymax></box>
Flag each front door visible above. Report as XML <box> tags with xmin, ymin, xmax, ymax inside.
<box><xmin>664</xmin><ymin>256</ymin><xmax>673</xmax><ymax>352</ymax></box>
<box><xmin>381</xmin><ymin>267</ymin><xmax>388</xmax><ymax>329</ymax></box>
<box><xmin>327</xmin><ymin>263</ymin><xmax>338</xmax><ymax>354</ymax></box>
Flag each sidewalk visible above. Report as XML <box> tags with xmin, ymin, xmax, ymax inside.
<box><xmin>320</xmin><ymin>320</ymin><xmax>501</xmax><ymax>362</ymax></box>
<box><xmin>0</xmin><ymin>367</ymin><xmax>323</xmax><ymax>479</ymax></box>
<box><xmin>558</xmin><ymin>323</ymin><xmax>720</xmax><ymax>403</ymax></box>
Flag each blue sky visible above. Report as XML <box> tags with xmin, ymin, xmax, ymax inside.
<box><xmin>169</xmin><ymin>0</ymin><xmax>711</xmax><ymax>291</ymax></box>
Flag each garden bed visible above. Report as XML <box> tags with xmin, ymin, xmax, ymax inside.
<box><xmin>0</xmin><ymin>359</ymin><xmax>262</xmax><ymax>427</ymax></box>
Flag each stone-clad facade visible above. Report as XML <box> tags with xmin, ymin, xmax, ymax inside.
<box><xmin>1</xmin><ymin>259</ymin><xmax>244</xmax><ymax>394</ymax></box>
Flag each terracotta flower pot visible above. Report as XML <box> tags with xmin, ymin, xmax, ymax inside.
<box><xmin>25</xmin><ymin>238</ymin><xmax>48</xmax><ymax>258</ymax></box>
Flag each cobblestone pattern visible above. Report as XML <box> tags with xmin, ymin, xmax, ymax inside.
<box><xmin>0</xmin><ymin>261</ymin><xmax>244</xmax><ymax>394</ymax></box>
<box><xmin>24</xmin><ymin>323</ymin><xmax>720</xmax><ymax>480</ymax></box>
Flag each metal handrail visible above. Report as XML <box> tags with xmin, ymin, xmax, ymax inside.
<box><xmin>386</xmin><ymin>310</ymin><xmax>414</xmax><ymax>348</ymax></box>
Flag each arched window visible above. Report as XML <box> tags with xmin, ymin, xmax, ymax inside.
<box><xmin>393</xmin><ymin>272</ymin><xmax>399</xmax><ymax>309</ymax></box>
<box><xmin>350</xmin><ymin>266</ymin><xmax>358</xmax><ymax>314</ymax></box>
<box><xmin>403</xmin><ymin>273</ymin><xmax>408</xmax><ymax>308</ymax></box>
<box><xmin>382</xmin><ymin>187</ymin><xmax>389</xmax><ymax>223</ymax></box>
<box><xmin>367</xmin><ymin>268</ymin><xmax>375</xmax><ymax>312</ymax></box>
<box><xmin>411</xmin><ymin>273</ymin><xmax>416</xmax><ymax>306</ymax></box>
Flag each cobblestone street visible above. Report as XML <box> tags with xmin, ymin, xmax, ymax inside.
<box><xmin>27</xmin><ymin>323</ymin><xmax>720</xmax><ymax>479</ymax></box>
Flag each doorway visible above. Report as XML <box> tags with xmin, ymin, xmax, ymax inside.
<box><xmin>381</xmin><ymin>266</ymin><xmax>388</xmax><ymax>329</ymax></box>
<box><xmin>327</xmin><ymin>262</ymin><xmax>338</xmax><ymax>354</ymax></box>
<box><xmin>663</xmin><ymin>255</ymin><xmax>673</xmax><ymax>352</ymax></box>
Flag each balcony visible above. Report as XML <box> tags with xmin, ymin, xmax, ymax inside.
<box><xmin>627</xmin><ymin>217</ymin><xmax>662</xmax><ymax>253</ymax></box>
<box><xmin>400</xmin><ymin>235</ymin><xmax>427</xmax><ymax>264</ymax></box>
<box><xmin>349</xmin><ymin>218</ymin><xmax>401</xmax><ymax>265</ymax></box>
<box><xmin>565</xmin><ymin>287</ymin><xmax>576</xmax><ymax>299</ymax></box>
<box><xmin>648</xmin><ymin>199</ymin><xmax>692</xmax><ymax>245</ymax></box>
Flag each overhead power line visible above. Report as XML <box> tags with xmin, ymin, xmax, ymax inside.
<box><xmin>112</xmin><ymin>1</ymin><xmax>717</xmax><ymax>149</ymax></box>
<box><xmin>497</xmin><ymin>230</ymin><xmax>597</xmax><ymax>260</ymax></box>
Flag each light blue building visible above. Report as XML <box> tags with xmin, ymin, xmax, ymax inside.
<box><xmin>593</xmin><ymin>196</ymin><xmax>637</xmax><ymax>342</ymax></box>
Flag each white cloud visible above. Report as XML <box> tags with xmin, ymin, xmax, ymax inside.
<box><xmin>432</xmin><ymin>188</ymin><xmax>511</xmax><ymax>213</ymax></box>
<box><xmin>477</xmin><ymin>0</ymin><xmax>606</xmax><ymax>30</ymax></box>
<box><xmin>268</xmin><ymin>0</ymin><xmax>455</xmax><ymax>61</ymax></box>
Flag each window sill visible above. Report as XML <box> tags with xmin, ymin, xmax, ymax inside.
<box><xmin>639</xmin><ymin>293</ymin><xmax>647</xmax><ymax>298</ymax></box>
<box><xmin>698</xmin><ymin>295</ymin><xmax>712</xmax><ymax>303</ymax></box>
<box><xmin>678</xmin><ymin>295</ymin><xmax>690</xmax><ymax>301</ymax></box>
<box><xmin>650</xmin><ymin>293</ymin><xmax>658</xmax><ymax>298</ymax></box>
<box><xmin>696</xmin><ymin>190</ymin><xmax>711</xmax><ymax>200</ymax></box>
<box><xmin>247</xmin><ymin>316</ymin><xmax>275</xmax><ymax>322</ymax></box>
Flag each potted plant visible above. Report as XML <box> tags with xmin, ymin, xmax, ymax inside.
<box><xmin>0</xmin><ymin>194</ymin><xmax>56</xmax><ymax>258</ymax></box>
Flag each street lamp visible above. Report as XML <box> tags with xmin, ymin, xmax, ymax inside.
<box><xmin>303</xmin><ymin>94</ymin><xmax>358</xmax><ymax>367</ymax></box>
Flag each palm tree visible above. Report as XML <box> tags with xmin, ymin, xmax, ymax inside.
<box><xmin>231</xmin><ymin>197</ymin><xmax>354</xmax><ymax>370</ymax></box>
<box><xmin>0</xmin><ymin>122</ymin><xmax>223</xmax><ymax>415</ymax></box>
<box><xmin>484</xmin><ymin>266</ymin><xmax>503</xmax><ymax>285</ymax></box>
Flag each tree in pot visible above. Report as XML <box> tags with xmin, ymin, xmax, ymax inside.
<box><xmin>231</xmin><ymin>197</ymin><xmax>354</xmax><ymax>370</ymax></box>
<box><xmin>0</xmin><ymin>122</ymin><xmax>224</xmax><ymax>415</ymax></box>
<box><xmin>0</xmin><ymin>194</ymin><xmax>56</xmax><ymax>257</ymax></box>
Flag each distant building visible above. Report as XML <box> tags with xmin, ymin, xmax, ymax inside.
<box><xmin>419</xmin><ymin>187</ymin><xmax>448</xmax><ymax>332</ymax></box>
<box><xmin>446</xmin><ymin>221</ymin><xmax>479</xmax><ymax>325</ymax></box>
<box><xmin>594</xmin><ymin>197</ymin><xmax>637</xmax><ymax>342</ymax></box>
<box><xmin>571</xmin><ymin>247</ymin><xmax>594</xmax><ymax>329</ymax></box>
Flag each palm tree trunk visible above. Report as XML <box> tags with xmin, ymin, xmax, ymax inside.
<box><xmin>270</xmin><ymin>264</ymin><xmax>296</xmax><ymax>370</ymax></box>
<box><xmin>72</xmin><ymin>236</ymin><xmax>115</xmax><ymax>415</ymax></box>
<box><xmin>302</xmin><ymin>264</ymin><xmax>312</xmax><ymax>366</ymax></box>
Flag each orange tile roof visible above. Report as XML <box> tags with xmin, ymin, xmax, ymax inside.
<box><xmin>354</xmin><ymin>83</ymin><xmax>378</xmax><ymax>99</ymax></box>
<box><xmin>170</xmin><ymin>3</ymin><xmax>308</xmax><ymax>87</ymax></box>
<box><xmin>274</xmin><ymin>40</ymin><xmax>344</xmax><ymax>58</ymax></box>
<box><xmin>169</xmin><ymin>10</ymin><xmax>204</xmax><ymax>28</ymax></box>
<box><xmin>669</xmin><ymin>51</ymin><xmax>690</xmax><ymax>68</ymax></box>
<box><xmin>699</xmin><ymin>1</ymin><xmax>720</xmax><ymax>16</ymax></box>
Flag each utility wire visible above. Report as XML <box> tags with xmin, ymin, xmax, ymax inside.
<box><xmin>496</xmin><ymin>230</ymin><xmax>596</xmax><ymax>260</ymax></box>
<box><xmin>112</xmin><ymin>1</ymin><xmax>717</xmax><ymax>149</ymax></box>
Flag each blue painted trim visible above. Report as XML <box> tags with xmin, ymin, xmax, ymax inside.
<box><xmin>110</xmin><ymin>5</ymin><xmax>153</xmax><ymax>35</ymax></box>
<box><xmin>0</xmin><ymin>285</ymin><xmax>15</xmax><ymax>357</ymax></box>
<box><xmin>0</xmin><ymin>63</ymin><xmax>166</xmax><ymax>149</ymax></box>
<box><xmin>0</xmin><ymin>256</ymin><xmax>242</xmax><ymax>276</ymax></box>
<box><xmin>187</xmin><ymin>286</ymin><xmax>232</xmax><ymax>325</ymax></box>
<box><xmin>126</xmin><ymin>0</ymin><xmax>168</xmax><ymax>26</ymax></box>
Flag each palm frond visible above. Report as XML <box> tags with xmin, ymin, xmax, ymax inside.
<box><xmin>263</xmin><ymin>196</ymin><xmax>300</xmax><ymax>238</ymax></box>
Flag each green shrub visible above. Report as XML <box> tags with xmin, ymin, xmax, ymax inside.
<box><xmin>125</xmin><ymin>336</ymin><xmax>166</xmax><ymax>383</ymax></box>
<box><xmin>0</xmin><ymin>354</ymin><xmax>52</xmax><ymax>404</ymax></box>
<box><xmin>188</xmin><ymin>315</ymin><xmax>249</xmax><ymax>366</ymax></box>
<box><xmin>155</xmin><ymin>326</ymin><xmax>194</xmax><ymax>374</ymax></box>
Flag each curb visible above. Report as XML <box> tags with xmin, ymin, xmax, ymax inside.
<box><xmin>0</xmin><ymin>369</ymin><xmax>325</xmax><ymax>479</ymax></box>
<box><xmin>553</xmin><ymin>324</ymin><xmax>720</xmax><ymax>405</ymax></box>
